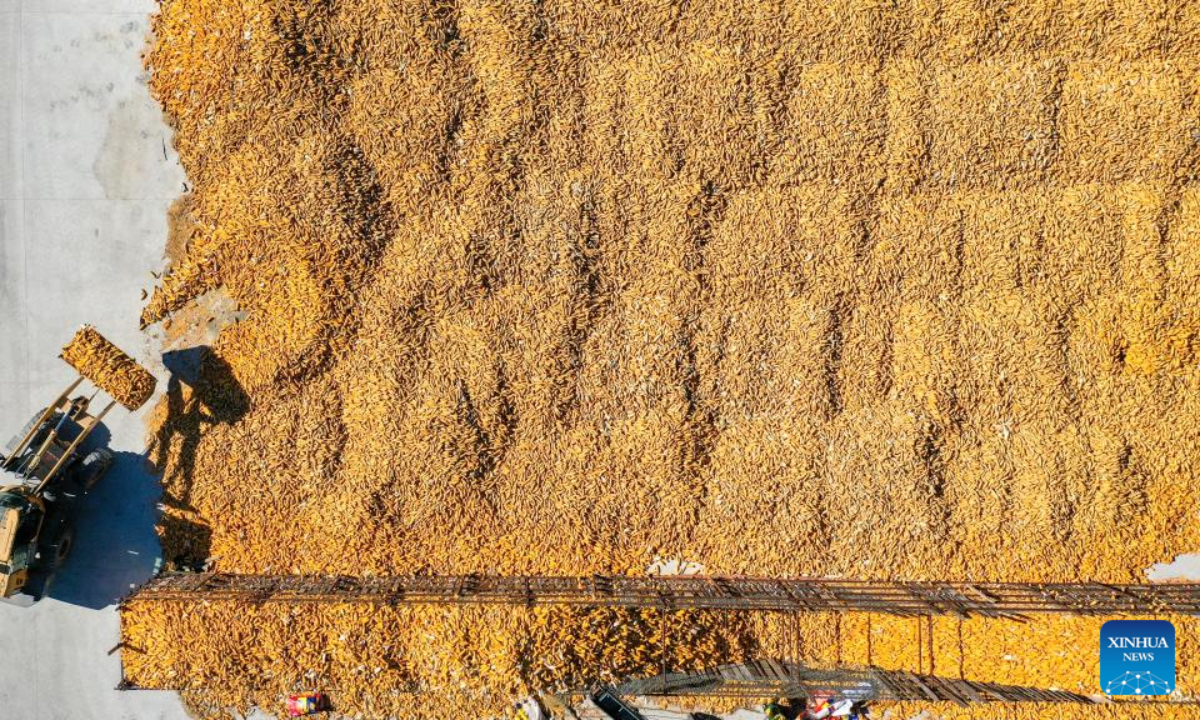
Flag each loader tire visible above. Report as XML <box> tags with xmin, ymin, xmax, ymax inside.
<box><xmin>46</xmin><ymin>526</ymin><xmax>74</xmax><ymax>571</ymax></box>
<box><xmin>78</xmin><ymin>448</ymin><xmax>114</xmax><ymax>490</ymax></box>
<box><xmin>3</xmin><ymin>410</ymin><xmax>61</xmax><ymax>459</ymax></box>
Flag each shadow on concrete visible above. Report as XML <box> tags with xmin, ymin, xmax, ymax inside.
<box><xmin>46</xmin><ymin>450</ymin><xmax>162</xmax><ymax>610</ymax></box>
<box><xmin>150</xmin><ymin>346</ymin><xmax>248</xmax><ymax>569</ymax></box>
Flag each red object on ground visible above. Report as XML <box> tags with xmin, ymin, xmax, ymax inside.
<box><xmin>285</xmin><ymin>692</ymin><xmax>327</xmax><ymax>717</ymax></box>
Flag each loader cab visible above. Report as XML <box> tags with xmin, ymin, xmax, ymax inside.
<box><xmin>0</xmin><ymin>490</ymin><xmax>44</xmax><ymax>598</ymax></box>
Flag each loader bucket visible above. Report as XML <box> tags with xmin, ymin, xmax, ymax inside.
<box><xmin>60</xmin><ymin>326</ymin><xmax>156</xmax><ymax>410</ymax></box>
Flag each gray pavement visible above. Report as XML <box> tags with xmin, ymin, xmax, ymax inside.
<box><xmin>0</xmin><ymin>0</ymin><xmax>188</xmax><ymax>717</ymax></box>
<box><xmin>1147</xmin><ymin>554</ymin><xmax>1200</xmax><ymax>582</ymax></box>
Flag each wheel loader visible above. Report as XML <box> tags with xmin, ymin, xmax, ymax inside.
<box><xmin>0</xmin><ymin>327</ymin><xmax>155</xmax><ymax>604</ymax></box>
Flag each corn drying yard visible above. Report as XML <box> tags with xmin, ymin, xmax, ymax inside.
<box><xmin>121</xmin><ymin>0</ymin><xmax>1200</xmax><ymax>718</ymax></box>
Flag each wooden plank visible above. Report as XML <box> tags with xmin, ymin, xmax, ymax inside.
<box><xmin>780</xmin><ymin>582</ymin><xmax>815</xmax><ymax>611</ymax></box>
<box><xmin>957</xmin><ymin>680</ymin><xmax>985</xmax><ymax>703</ymax></box>
<box><xmin>762</xmin><ymin>658</ymin><xmax>788</xmax><ymax>681</ymax></box>
<box><xmin>964</xmin><ymin>584</ymin><xmax>998</xmax><ymax>603</ymax></box>
<box><xmin>927</xmin><ymin>676</ymin><xmax>968</xmax><ymax>707</ymax></box>
<box><xmin>905</xmin><ymin>672</ymin><xmax>939</xmax><ymax>702</ymax></box>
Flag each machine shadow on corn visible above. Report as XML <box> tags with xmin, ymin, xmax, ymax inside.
<box><xmin>151</xmin><ymin>345</ymin><xmax>247</xmax><ymax>570</ymax></box>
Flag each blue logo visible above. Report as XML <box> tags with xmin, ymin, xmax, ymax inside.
<box><xmin>1100</xmin><ymin>620</ymin><xmax>1175</xmax><ymax>696</ymax></box>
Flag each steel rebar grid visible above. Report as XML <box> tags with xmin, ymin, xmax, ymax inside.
<box><xmin>612</xmin><ymin>662</ymin><xmax>1098</xmax><ymax>704</ymax></box>
<box><xmin>116</xmin><ymin>663</ymin><xmax>1097</xmax><ymax>705</ymax></box>
<box><xmin>124</xmin><ymin>574</ymin><xmax>1200</xmax><ymax>617</ymax></box>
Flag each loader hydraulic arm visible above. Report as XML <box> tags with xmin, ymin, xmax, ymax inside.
<box><xmin>1</xmin><ymin>378</ymin><xmax>83</xmax><ymax>471</ymax></box>
<box><xmin>34</xmin><ymin>399</ymin><xmax>115</xmax><ymax>494</ymax></box>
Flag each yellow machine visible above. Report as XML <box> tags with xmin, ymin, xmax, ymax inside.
<box><xmin>0</xmin><ymin>331</ymin><xmax>154</xmax><ymax>603</ymax></box>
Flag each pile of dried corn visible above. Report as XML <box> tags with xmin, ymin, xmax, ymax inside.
<box><xmin>143</xmin><ymin>0</ymin><xmax>1200</xmax><ymax>582</ymax></box>
<box><xmin>122</xmin><ymin>599</ymin><xmax>757</xmax><ymax>719</ymax></box>
<box><xmin>135</xmin><ymin>0</ymin><xmax>1200</xmax><ymax>715</ymax></box>
<box><xmin>851</xmin><ymin>612</ymin><xmax>1200</xmax><ymax>720</ymax></box>
<box><xmin>60</xmin><ymin>326</ymin><xmax>156</xmax><ymax>410</ymax></box>
<box><xmin>122</xmin><ymin>604</ymin><xmax>1199</xmax><ymax>719</ymax></box>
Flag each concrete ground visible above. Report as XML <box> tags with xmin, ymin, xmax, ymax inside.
<box><xmin>0</xmin><ymin>0</ymin><xmax>190</xmax><ymax>717</ymax></box>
